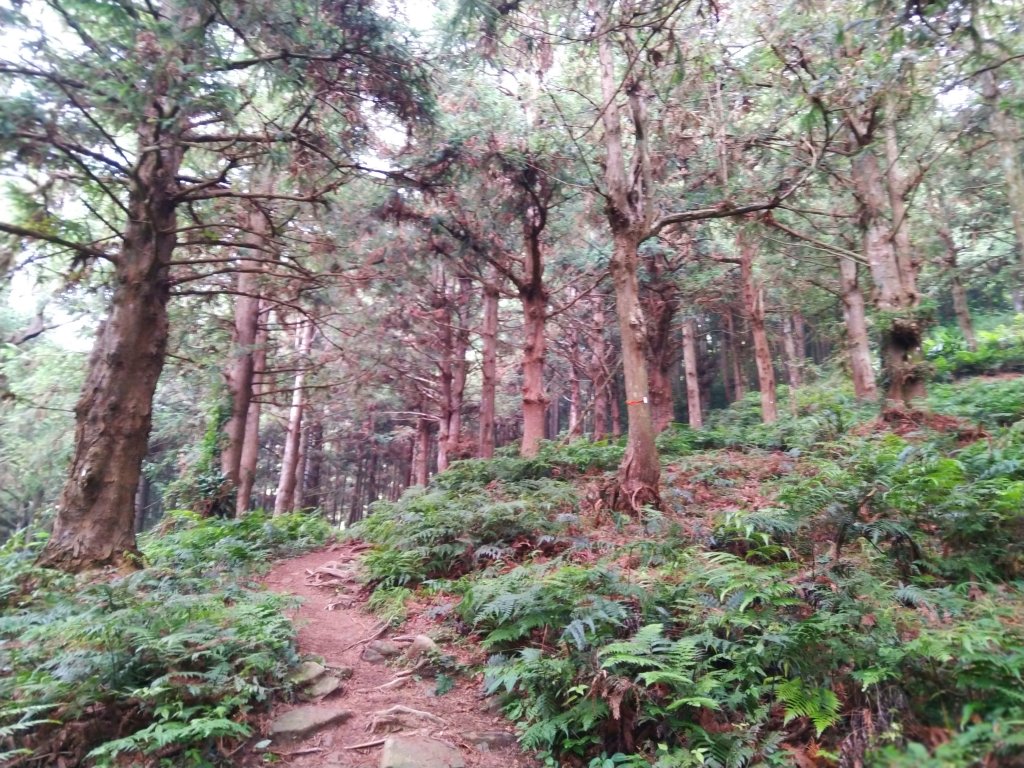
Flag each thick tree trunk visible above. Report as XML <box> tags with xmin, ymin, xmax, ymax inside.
<box><xmin>37</xmin><ymin>124</ymin><xmax>180</xmax><ymax>571</ymax></box>
<box><xmin>838</xmin><ymin>256</ymin><xmax>878</xmax><ymax>399</ymax></box>
<box><xmin>851</xmin><ymin>144</ymin><xmax>924</xmax><ymax>403</ymax></box>
<box><xmin>237</xmin><ymin>316</ymin><xmax>268</xmax><ymax>515</ymax></box>
<box><xmin>738</xmin><ymin>230</ymin><xmax>778</xmax><ymax>424</ymax></box>
<box><xmin>274</xmin><ymin>320</ymin><xmax>314</xmax><ymax>515</ymax></box>
<box><xmin>478</xmin><ymin>279</ymin><xmax>499</xmax><ymax>458</ymax></box>
<box><xmin>682</xmin><ymin>317</ymin><xmax>703</xmax><ymax>429</ymax></box>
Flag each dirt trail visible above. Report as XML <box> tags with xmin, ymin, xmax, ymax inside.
<box><xmin>246</xmin><ymin>542</ymin><xmax>539</xmax><ymax>768</ymax></box>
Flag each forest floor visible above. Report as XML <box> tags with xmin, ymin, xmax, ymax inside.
<box><xmin>245</xmin><ymin>542</ymin><xmax>541</xmax><ymax>768</ymax></box>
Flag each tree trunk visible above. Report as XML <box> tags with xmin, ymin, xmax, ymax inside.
<box><xmin>725</xmin><ymin>309</ymin><xmax>746</xmax><ymax>401</ymax></box>
<box><xmin>478</xmin><ymin>277</ymin><xmax>499</xmax><ymax>459</ymax></box>
<box><xmin>838</xmin><ymin>256</ymin><xmax>878</xmax><ymax>399</ymax></box>
<box><xmin>738</xmin><ymin>230</ymin><xmax>778</xmax><ymax>424</ymax></box>
<box><xmin>519</xmin><ymin>244</ymin><xmax>548</xmax><ymax>456</ymax></box>
<box><xmin>781</xmin><ymin>314</ymin><xmax>803</xmax><ymax>389</ymax></box>
<box><xmin>37</xmin><ymin>118</ymin><xmax>181</xmax><ymax>571</ymax></box>
<box><xmin>237</xmin><ymin>314</ymin><xmax>268</xmax><ymax>515</ymax></box>
<box><xmin>413</xmin><ymin>416</ymin><xmax>431</xmax><ymax>486</ymax></box>
<box><xmin>274</xmin><ymin>320</ymin><xmax>314</xmax><ymax>515</ymax></box>
<box><xmin>219</xmin><ymin>205</ymin><xmax>268</xmax><ymax>503</ymax></box>
<box><xmin>433</xmin><ymin>267</ymin><xmax>453</xmax><ymax>473</ymax></box>
<box><xmin>610</xmin><ymin>377</ymin><xmax>623</xmax><ymax>438</ymax></box>
<box><xmin>568</xmin><ymin>369</ymin><xmax>583</xmax><ymax>438</ymax></box>
<box><xmin>851</xmin><ymin>144</ymin><xmax>924</xmax><ymax>403</ymax></box>
<box><xmin>682</xmin><ymin>317</ymin><xmax>703</xmax><ymax>429</ymax></box>
<box><xmin>134</xmin><ymin>473</ymin><xmax>150</xmax><ymax>534</ymax></box>
<box><xmin>936</xmin><ymin>217</ymin><xmax>977</xmax><ymax>351</ymax></box>
<box><xmin>610</xmin><ymin>232</ymin><xmax>661</xmax><ymax>505</ymax></box>
<box><xmin>301</xmin><ymin>419</ymin><xmax>323</xmax><ymax>509</ymax></box>
<box><xmin>447</xmin><ymin>276</ymin><xmax>471</xmax><ymax>462</ymax></box>
<box><xmin>588</xmin><ymin>302</ymin><xmax>609</xmax><ymax>440</ymax></box>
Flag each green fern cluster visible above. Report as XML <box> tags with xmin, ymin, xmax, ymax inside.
<box><xmin>0</xmin><ymin>511</ymin><xmax>329</xmax><ymax>766</ymax></box>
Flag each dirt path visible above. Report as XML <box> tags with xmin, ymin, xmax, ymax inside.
<box><xmin>244</xmin><ymin>542</ymin><xmax>539</xmax><ymax>768</ymax></box>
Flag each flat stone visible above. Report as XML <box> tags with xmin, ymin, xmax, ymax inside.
<box><xmin>299</xmin><ymin>675</ymin><xmax>344</xmax><ymax>701</ymax></box>
<box><xmin>380</xmin><ymin>736</ymin><xmax>465</xmax><ymax>768</ymax></box>
<box><xmin>287</xmin><ymin>661</ymin><xmax>327</xmax><ymax>686</ymax></box>
<box><xmin>367</xmin><ymin>639</ymin><xmax>403</xmax><ymax>657</ymax></box>
<box><xmin>362</xmin><ymin>647</ymin><xmax>387</xmax><ymax>664</ymax></box>
<box><xmin>405</xmin><ymin>634</ymin><xmax>439</xmax><ymax>660</ymax></box>
<box><xmin>464</xmin><ymin>731</ymin><xmax>517</xmax><ymax>751</ymax></box>
<box><xmin>268</xmin><ymin>705</ymin><xmax>352</xmax><ymax>741</ymax></box>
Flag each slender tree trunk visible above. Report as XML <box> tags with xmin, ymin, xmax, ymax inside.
<box><xmin>37</xmin><ymin>118</ymin><xmax>181</xmax><ymax>571</ymax></box>
<box><xmin>237</xmin><ymin>315</ymin><xmax>268</xmax><ymax>515</ymax></box>
<box><xmin>447</xmin><ymin>276</ymin><xmax>471</xmax><ymax>462</ymax></box>
<box><xmin>220</xmin><ymin>205</ymin><xmax>268</xmax><ymax>502</ymax></box>
<box><xmin>610</xmin><ymin>377</ymin><xmax>622</xmax><ymax>438</ymax></box>
<box><xmin>838</xmin><ymin>256</ymin><xmax>878</xmax><ymax>399</ymax></box>
<box><xmin>738</xmin><ymin>230</ymin><xmax>778</xmax><ymax>424</ymax></box>
<box><xmin>519</xmin><ymin>247</ymin><xmax>549</xmax><ymax>456</ymax></box>
<box><xmin>478</xmin><ymin>278</ymin><xmax>499</xmax><ymax>458</ymax></box>
<box><xmin>589</xmin><ymin>302</ymin><xmax>609</xmax><ymax>440</ymax></box>
<box><xmin>301</xmin><ymin>420</ymin><xmax>323</xmax><ymax>509</ymax></box>
<box><xmin>936</xmin><ymin>218</ymin><xmax>977</xmax><ymax>351</ymax></box>
<box><xmin>134</xmin><ymin>474</ymin><xmax>149</xmax><ymax>534</ymax></box>
<box><xmin>682</xmin><ymin>317</ymin><xmax>703</xmax><ymax>429</ymax></box>
<box><xmin>274</xmin><ymin>320</ymin><xmax>314</xmax><ymax>515</ymax></box>
<box><xmin>568</xmin><ymin>369</ymin><xmax>583</xmax><ymax>437</ymax></box>
<box><xmin>434</xmin><ymin>268</ymin><xmax>453</xmax><ymax>473</ymax></box>
<box><xmin>725</xmin><ymin>309</ymin><xmax>746</xmax><ymax>401</ymax></box>
<box><xmin>413</xmin><ymin>416</ymin><xmax>431</xmax><ymax>486</ymax></box>
<box><xmin>781</xmin><ymin>314</ymin><xmax>804</xmax><ymax>389</ymax></box>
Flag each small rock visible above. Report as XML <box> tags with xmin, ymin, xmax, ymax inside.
<box><xmin>362</xmin><ymin>647</ymin><xmax>387</xmax><ymax>664</ymax></box>
<box><xmin>380</xmin><ymin>736</ymin><xmax>465</xmax><ymax>768</ymax></box>
<box><xmin>287</xmin><ymin>661</ymin><xmax>327</xmax><ymax>686</ymax></box>
<box><xmin>405</xmin><ymin>634</ymin><xmax>439</xmax><ymax>660</ymax></box>
<box><xmin>299</xmin><ymin>675</ymin><xmax>344</xmax><ymax>701</ymax></box>
<box><xmin>367</xmin><ymin>639</ymin><xmax>403</xmax><ymax>657</ymax></box>
<box><xmin>328</xmin><ymin>665</ymin><xmax>355</xmax><ymax>680</ymax></box>
<box><xmin>268</xmin><ymin>705</ymin><xmax>352</xmax><ymax>741</ymax></box>
<box><xmin>464</xmin><ymin>731</ymin><xmax>517</xmax><ymax>751</ymax></box>
<box><xmin>480</xmin><ymin>695</ymin><xmax>504</xmax><ymax>714</ymax></box>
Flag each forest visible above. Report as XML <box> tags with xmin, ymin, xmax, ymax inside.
<box><xmin>1</xmin><ymin>0</ymin><xmax>1024</xmax><ymax>765</ymax></box>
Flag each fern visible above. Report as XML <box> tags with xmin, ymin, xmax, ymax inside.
<box><xmin>775</xmin><ymin>678</ymin><xmax>841</xmax><ymax>736</ymax></box>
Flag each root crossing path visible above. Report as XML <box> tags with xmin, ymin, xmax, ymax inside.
<box><xmin>249</xmin><ymin>542</ymin><xmax>539</xmax><ymax>768</ymax></box>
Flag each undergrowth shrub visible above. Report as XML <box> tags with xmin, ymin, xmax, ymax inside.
<box><xmin>353</xmin><ymin>478</ymin><xmax>577</xmax><ymax>587</ymax></box>
<box><xmin>0</xmin><ymin>511</ymin><xmax>330</xmax><ymax>767</ymax></box>
<box><xmin>925</xmin><ymin>316</ymin><xmax>1024</xmax><ymax>380</ymax></box>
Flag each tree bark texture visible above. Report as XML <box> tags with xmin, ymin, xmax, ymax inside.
<box><xmin>982</xmin><ymin>71</ymin><xmax>1024</xmax><ymax>287</ymax></box>
<box><xmin>519</xmin><ymin>217</ymin><xmax>549</xmax><ymax>457</ymax></box>
<box><xmin>38</xmin><ymin>116</ymin><xmax>181</xmax><ymax>571</ymax></box>
<box><xmin>681</xmin><ymin>317</ymin><xmax>703</xmax><ymax>429</ymax></box>
<box><xmin>936</xmin><ymin>216</ymin><xmax>977</xmax><ymax>351</ymax></box>
<box><xmin>738</xmin><ymin>230</ymin><xmax>778</xmax><ymax>424</ymax></box>
<box><xmin>587</xmin><ymin>301</ymin><xmax>610</xmax><ymax>440</ymax></box>
<box><xmin>642</xmin><ymin>252</ymin><xmax>679</xmax><ymax>433</ymax></box>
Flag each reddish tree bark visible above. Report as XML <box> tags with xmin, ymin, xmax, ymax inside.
<box><xmin>237</xmin><ymin>314</ymin><xmax>268</xmax><ymax>515</ymax></box>
<box><xmin>519</xmin><ymin>206</ymin><xmax>549</xmax><ymax>457</ymax></box>
<box><xmin>838</xmin><ymin>256</ymin><xmax>878</xmax><ymax>399</ymax></box>
<box><xmin>738</xmin><ymin>230</ymin><xmax>778</xmax><ymax>424</ymax></box>
<box><xmin>37</xmin><ymin>116</ymin><xmax>182</xmax><ymax>571</ymax></box>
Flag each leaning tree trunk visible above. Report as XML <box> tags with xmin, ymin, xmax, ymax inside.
<box><xmin>738</xmin><ymin>230</ymin><xmax>778</xmax><ymax>424</ymax></box>
<box><xmin>274</xmin><ymin>320</ymin><xmax>314</xmax><ymax>515</ymax></box>
<box><xmin>37</xmin><ymin>123</ymin><xmax>181</xmax><ymax>572</ymax></box>
<box><xmin>682</xmin><ymin>317</ymin><xmax>703</xmax><ymax>429</ymax></box>
<box><xmin>478</xmin><ymin>278</ymin><xmax>499</xmax><ymax>458</ymax></box>
<box><xmin>838</xmin><ymin>256</ymin><xmax>878</xmax><ymax>399</ymax></box>
<box><xmin>237</xmin><ymin>315</ymin><xmax>268</xmax><ymax>515</ymax></box>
